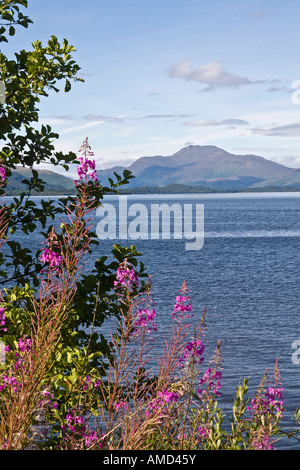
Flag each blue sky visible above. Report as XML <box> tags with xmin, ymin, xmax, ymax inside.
<box><xmin>5</xmin><ymin>0</ymin><xmax>300</xmax><ymax>174</ymax></box>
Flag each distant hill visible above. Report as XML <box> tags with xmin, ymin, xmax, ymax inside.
<box><xmin>97</xmin><ymin>145</ymin><xmax>300</xmax><ymax>191</ymax></box>
<box><xmin>5</xmin><ymin>167</ymin><xmax>76</xmax><ymax>195</ymax></box>
<box><xmin>5</xmin><ymin>146</ymin><xmax>300</xmax><ymax>195</ymax></box>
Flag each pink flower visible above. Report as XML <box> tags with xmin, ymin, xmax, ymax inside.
<box><xmin>84</xmin><ymin>431</ymin><xmax>98</xmax><ymax>447</ymax></box>
<box><xmin>171</xmin><ymin>290</ymin><xmax>192</xmax><ymax>319</ymax></box>
<box><xmin>177</xmin><ymin>339</ymin><xmax>205</xmax><ymax>368</ymax></box>
<box><xmin>41</xmin><ymin>248</ymin><xmax>62</xmax><ymax>268</ymax></box>
<box><xmin>251</xmin><ymin>431</ymin><xmax>274</xmax><ymax>450</ymax></box>
<box><xmin>134</xmin><ymin>307</ymin><xmax>157</xmax><ymax>333</ymax></box>
<box><xmin>0</xmin><ymin>306</ymin><xmax>6</xmax><ymax>332</ymax></box>
<box><xmin>40</xmin><ymin>243</ymin><xmax>62</xmax><ymax>274</ymax></box>
<box><xmin>184</xmin><ymin>340</ymin><xmax>204</xmax><ymax>360</ymax></box>
<box><xmin>114</xmin><ymin>263</ymin><xmax>139</xmax><ymax>291</ymax></box>
<box><xmin>198</xmin><ymin>425</ymin><xmax>210</xmax><ymax>440</ymax></box>
<box><xmin>17</xmin><ymin>338</ymin><xmax>31</xmax><ymax>352</ymax></box>
<box><xmin>1</xmin><ymin>374</ymin><xmax>21</xmax><ymax>393</ymax></box>
<box><xmin>158</xmin><ymin>389</ymin><xmax>179</xmax><ymax>403</ymax></box>
<box><xmin>0</xmin><ymin>165</ymin><xmax>6</xmax><ymax>183</ymax></box>
<box><xmin>198</xmin><ymin>367</ymin><xmax>222</xmax><ymax>397</ymax></box>
<box><xmin>266</xmin><ymin>386</ymin><xmax>284</xmax><ymax>413</ymax></box>
<box><xmin>248</xmin><ymin>385</ymin><xmax>284</xmax><ymax>417</ymax></box>
<box><xmin>75</xmin><ymin>138</ymin><xmax>99</xmax><ymax>184</ymax></box>
<box><xmin>114</xmin><ymin>400</ymin><xmax>128</xmax><ymax>410</ymax></box>
<box><xmin>146</xmin><ymin>389</ymin><xmax>179</xmax><ymax>416</ymax></box>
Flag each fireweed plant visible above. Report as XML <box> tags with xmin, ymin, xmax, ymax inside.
<box><xmin>0</xmin><ymin>141</ymin><xmax>141</xmax><ymax>450</ymax></box>
<box><xmin>1</xmin><ymin>142</ymin><xmax>300</xmax><ymax>450</ymax></box>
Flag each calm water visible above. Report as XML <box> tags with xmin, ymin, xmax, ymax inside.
<box><xmin>3</xmin><ymin>192</ymin><xmax>300</xmax><ymax>449</ymax></box>
<box><xmin>95</xmin><ymin>192</ymin><xmax>300</xmax><ymax>449</ymax></box>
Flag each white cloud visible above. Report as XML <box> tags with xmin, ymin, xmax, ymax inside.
<box><xmin>185</xmin><ymin>118</ymin><xmax>249</xmax><ymax>127</ymax></box>
<box><xmin>60</xmin><ymin>121</ymin><xmax>104</xmax><ymax>135</ymax></box>
<box><xmin>249</xmin><ymin>12</ymin><xmax>267</xmax><ymax>18</ymax></box>
<box><xmin>38</xmin><ymin>116</ymin><xmax>73</xmax><ymax>126</ymax></box>
<box><xmin>252</xmin><ymin>122</ymin><xmax>300</xmax><ymax>137</ymax></box>
<box><xmin>168</xmin><ymin>60</ymin><xmax>264</xmax><ymax>90</ymax></box>
<box><xmin>83</xmin><ymin>114</ymin><xmax>125</xmax><ymax>123</ymax></box>
<box><xmin>140</xmin><ymin>113</ymin><xmax>196</xmax><ymax>120</ymax></box>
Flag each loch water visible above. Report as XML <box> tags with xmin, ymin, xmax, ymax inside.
<box><xmin>4</xmin><ymin>192</ymin><xmax>300</xmax><ymax>449</ymax></box>
<box><xmin>95</xmin><ymin>192</ymin><xmax>300</xmax><ymax>450</ymax></box>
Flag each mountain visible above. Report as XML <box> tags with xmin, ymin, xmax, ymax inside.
<box><xmin>97</xmin><ymin>145</ymin><xmax>300</xmax><ymax>190</ymax></box>
<box><xmin>5</xmin><ymin>167</ymin><xmax>76</xmax><ymax>195</ymax></box>
<box><xmin>5</xmin><ymin>146</ymin><xmax>300</xmax><ymax>195</ymax></box>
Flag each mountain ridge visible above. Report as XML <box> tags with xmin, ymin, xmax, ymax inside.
<box><xmin>5</xmin><ymin>167</ymin><xmax>76</xmax><ymax>195</ymax></box>
<box><xmin>4</xmin><ymin>145</ymin><xmax>300</xmax><ymax>195</ymax></box>
<box><xmin>97</xmin><ymin>145</ymin><xmax>300</xmax><ymax>190</ymax></box>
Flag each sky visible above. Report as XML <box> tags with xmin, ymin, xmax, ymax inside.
<box><xmin>4</xmin><ymin>0</ymin><xmax>300</xmax><ymax>175</ymax></box>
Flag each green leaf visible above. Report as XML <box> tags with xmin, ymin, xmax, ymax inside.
<box><xmin>64</xmin><ymin>78</ymin><xmax>71</xmax><ymax>92</ymax></box>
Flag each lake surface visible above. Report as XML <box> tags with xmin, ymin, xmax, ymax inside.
<box><xmin>3</xmin><ymin>192</ymin><xmax>300</xmax><ymax>449</ymax></box>
<box><xmin>96</xmin><ymin>192</ymin><xmax>300</xmax><ymax>449</ymax></box>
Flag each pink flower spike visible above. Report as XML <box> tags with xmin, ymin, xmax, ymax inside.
<box><xmin>0</xmin><ymin>165</ymin><xmax>6</xmax><ymax>183</ymax></box>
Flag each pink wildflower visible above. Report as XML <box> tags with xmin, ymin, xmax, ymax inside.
<box><xmin>134</xmin><ymin>307</ymin><xmax>157</xmax><ymax>333</ymax></box>
<box><xmin>158</xmin><ymin>389</ymin><xmax>179</xmax><ymax>403</ymax></box>
<box><xmin>40</xmin><ymin>248</ymin><xmax>62</xmax><ymax>268</ymax></box>
<box><xmin>59</xmin><ymin>408</ymin><xmax>107</xmax><ymax>450</ymax></box>
<box><xmin>0</xmin><ymin>165</ymin><xmax>6</xmax><ymax>183</ymax></box>
<box><xmin>1</xmin><ymin>374</ymin><xmax>21</xmax><ymax>393</ymax></box>
<box><xmin>266</xmin><ymin>386</ymin><xmax>284</xmax><ymax>413</ymax></box>
<box><xmin>17</xmin><ymin>338</ymin><xmax>32</xmax><ymax>353</ymax></box>
<box><xmin>40</xmin><ymin>231</ymin><xmax>62</xmax><ymax>276</ymax></box>
<box><xmin>198</xmin><ymin>425</ymin><xmax>210</xmax><ymax>441</ymax></box>
<box><xmin>171</xmin><ymin>290</ymin><xmax>192</xmax><ymax>319</ymax></box>
<box><xmin>184</xmin><ymin>339</ymin><xmax>204</xmax><ymax>361</ymax></box>
<box><xmin>198</xmin><ymin>367</ymin><xmax>222</xmax><ymax>397</ymax></box>
<box><xmin>114</xmin><ymin>400</ymin><xmax>128</xmax><ymax>410</ymax></box>
<box><xmin>247</xmin><ymin>361</ymin><xmax>284</xmax><ymax>420</ymax></box>
<box><xmin>251</xmin><ymin>430</ymin><xmax>274</xmax><ymax>450</ymax></box>
<box><xmin>84</xmin><ymin>375</ymin><xmax>92</xmax><ymax>390</ymax></box>
<box><xmin>83</xmin><ymin>431</ymin><xmax>98</xmax><ymax>447</ymax></box>
<box><xmin>0</xmin><ymin>306</ymin><xmax>7</xmax><ymax>332</ymax></box>
<box><xmin>177</xmin><ymin>433</ymin><xmax>188</xmax><ymax>440</ymax></box>
<box><xmin>114</xmin><ymin>263</ymin><xmax>139</xmax><ymax>291</ymax></box>
<box><xmin>76</xmin><ymin>138</ymin><xmax>99</xmax><ymax>183</ymax></box>
<box><xmin>146</xmin><ymin>389</ymin><xmax>179</xmax><ymax>416</ymax></box>
<box><xmin>177</xmin><ymin>339</ymin><xmax>205</xmax><ymax>368</ymax></box>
